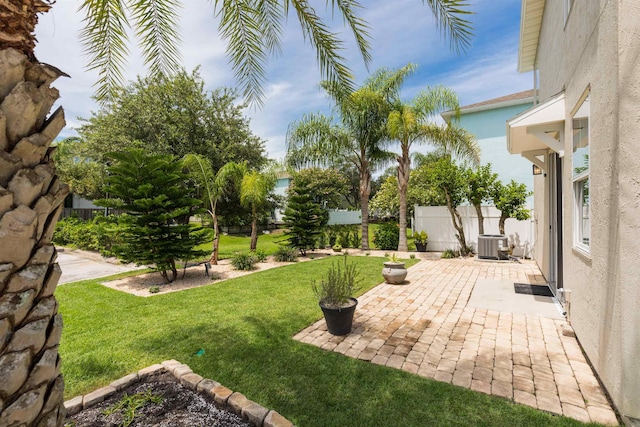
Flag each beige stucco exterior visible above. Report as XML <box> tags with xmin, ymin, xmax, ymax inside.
<box><xmin>510</xmin><ymin>0</ymin><xmax>640</xmax><ymax>422</ymax></box>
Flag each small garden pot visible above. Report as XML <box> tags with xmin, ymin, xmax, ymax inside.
<box><xmin>382</xmin><ymin>261</ymin><xmax>407</xmax><ymax>284</ymax></box>
<box><xmin>320</xmin><ymin>298</ymin><xmax>358</xmax><ymax>335</ymax></box>
<box><xmin>415</xmin><ymin>242</ymin><xmax>427</xmax><ymax>252</ymax></box>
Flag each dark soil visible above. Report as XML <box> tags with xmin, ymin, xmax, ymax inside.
<box><xmin>66</xmin><ymin>371</ymin><xmax>251</xmax><ymax>427</ymax></box>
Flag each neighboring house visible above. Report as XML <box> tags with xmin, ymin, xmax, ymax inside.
<box><xmin>507</xmin><ymin>1</ymin><xmax>639</xmax><ymax>423</ymax></box>
<box><xmin>272</xmin><ymin>172</ymin><xmax>292</xmax><ymax>224</ymax></box>
<box><xmin>443</xmin><ymin>90</ymin><xmax>535</xmax><ymax>206</ymax></box>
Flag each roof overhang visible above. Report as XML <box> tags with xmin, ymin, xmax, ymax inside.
<box><xmin>507</xmin><ymin>91</ymin><xmax>565</xmax><ymax>156</ymax></box>
<box><xmin>518</xmin><ymin>0</ymin><xmax>545</xmax><ymax>72</ymax></box>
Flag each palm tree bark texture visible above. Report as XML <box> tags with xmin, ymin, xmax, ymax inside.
<box><xmin>1</xmin><ymin>1</ymin><xmax>69</xmax><ymax>425</ymax></box>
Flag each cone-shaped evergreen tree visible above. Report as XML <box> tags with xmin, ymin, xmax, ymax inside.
<box><xmin>97</xmin><ymin>148</ymin><xmax>209</xmax><ymax>283</ymax></box>
<box><xmin>283</xmin><ymin>184</ymin><xmax>328</xmax><ymax>256</ymax></box>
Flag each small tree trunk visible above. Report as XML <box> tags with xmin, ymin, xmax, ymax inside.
<box><xmin>210</xmin><ymin>213</ymin><xmax>219</xmax><ymax>265</ymax></box>
<box><xmin>250</xmin><ymin>206</ymin><xmax>258</xmax><ymax>250</ymax></box>
<box><xmin>499</xmin><ymin>213</ymin><xmax>507</xmax><ymax>235</ymax></box>
<box><xmin>359</xmin><ymin>168</ymin><xmax>371</xmax><ymax>250</ymax></box>
<box><xmin>397</xmin><ymin>154</ymin><xmax>410</xmax><ymax>251</ymax></box>
<box><xmin>475</xmin><ymin>204</ymin><xmax>485</xmax><ymax>235</ymax></box>
<box><xmin>444</xmin><ymin>191</ymin><xmax>468</xmax><ymax>255</ymax></box>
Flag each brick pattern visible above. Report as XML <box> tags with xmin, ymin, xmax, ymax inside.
<box><xmin>294</xmin><ymin>258</ymin><xmax>618</xmax><ymax>425</ymax></box>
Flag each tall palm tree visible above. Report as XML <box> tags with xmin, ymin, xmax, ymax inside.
<box><xmin>387</xmin><ymin>85</ymin><xmax>480</xmax><ymax>251</ymax></box>
<box><xmin>0</xmin><ymin>1</ymin><xmax>471</xmax><ymax>425</ymax></box>
<box><xmin>286</xmin><ymin>65</ymin><xmax>415</xmax><ymax>250</ymax></box>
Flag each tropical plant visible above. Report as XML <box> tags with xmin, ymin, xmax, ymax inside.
<box><xmin>286</xmin><ymin>64</ymin><xmax>415</xmax><ymax>250</ymax></box>
<box><xmin>491</xmin><ymin>179</ymin><xmax>532</xmax><ymax>235</ymax></box>
<box><xmin>290</xmin><ymin>167</ymin><xmax>349</xmax><ymax>209</ymax></box>
<box><xmin>466</xmin><ymin>163</ymin><xmax>498</xmax><ymax>234</ymax></box>
<box><xmin>96</xmin><ymin>149</ymin><xmax>209</xmax><ymax>283</ymax></box>
<box><xmin>53</xmin><ymin>137</ymin><xmax>107</xmax><ymax>200</ymax></box>
<box><xmin>414</xmin><ymin>231</ymin><xmax>429</xmax><ymax>245</ymax></box>
<box><xmin>239</xmin><ymin>168</ymin><xmax>277</xmax><ymax>251</ymax></box>
<box><xmin>0</xmin><ymin>1</ymin><xmax>472</xmax><ymax>423</ymax></box>
<box><xmin>386</xmin><ymin>79</ymin><xmax>480</xmax><ymax>251</ymax></box>
<box><xmin>231</xmin><ymin>252</ymin><xmax>259</xmax><ymax>271</ymax></box>
<box><xmin>182</xmin><ymin>155</ymin><xmax>245</xmax><ymax>264</ymax></box>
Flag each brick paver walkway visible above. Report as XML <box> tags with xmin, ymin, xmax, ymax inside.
<box><xmin>294</xmin><ymin>257</ymin><xmax>618</xmax><ymax>425</ymax></box>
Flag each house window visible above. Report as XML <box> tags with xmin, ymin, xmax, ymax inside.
<box><xmin>572</xmin><ymin>94</ymin><xmax>590</xmax><ymax>251</ymax></box>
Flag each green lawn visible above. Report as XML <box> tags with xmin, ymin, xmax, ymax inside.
<box><xmin>57</xmin><ymin>256</ymin><xmax>595</xmax><ymax>427</ymax></box>
<box><xmin>196</xmin><ymin>223</ymin><xmax>416</xmax><ymax>259</ymax></box>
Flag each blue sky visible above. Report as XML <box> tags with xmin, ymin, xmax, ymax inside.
<box><xmin>34</xmin><ymin>0</ymin><xmax>531</xmax><ymax>161</ymax></box>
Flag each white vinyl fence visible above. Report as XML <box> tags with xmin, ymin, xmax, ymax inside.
<box><xmin>413</xmin><ymin>205</ymin><xmax>535</xmax><ymax>257</ymax></box>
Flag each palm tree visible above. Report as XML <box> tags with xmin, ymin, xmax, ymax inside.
<box><xmin>1</xmin><ymin>1</ymin><xmax>471</xmax><ymax>424</ymax></box>
<box><xmin>238</xmin><ymin>169</ymin><xmax>277</xmax><ymax>250</ymax></box>
<box><xmin>387</xmin><ymin>85</ymin><xmax>480</xmax><ymax>251</ymax></box>
<box><xmin>182</xmin><ymin>155</ymin><xmax>244</xmax><ymax>264</ymax></box>
<box><xmin>286</xmin><ymin>65</ymin><xmax>415</xmax><ymax>250</ymax></box>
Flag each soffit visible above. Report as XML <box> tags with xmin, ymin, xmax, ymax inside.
<box><xmin>518</xmin><ymin>0</ymin><xmax>546</xmax><ymax>72</ymax></box>
<box><xmin>507</xmin><ymin>91</ymin><xmax>565</xmax><ymax>155</ymax></box>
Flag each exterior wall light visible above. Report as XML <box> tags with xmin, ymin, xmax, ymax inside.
<box><xmin>532</xmin><ymin>164</ymin><xmax>543</xmax><ymax>175</ymax></box>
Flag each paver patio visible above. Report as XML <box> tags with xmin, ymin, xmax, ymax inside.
<box><xmin>294</xmin><ymin>256</ymin><xmax>618</xmax><ymax>425</ymax></box>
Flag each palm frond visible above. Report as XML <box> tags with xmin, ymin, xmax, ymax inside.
<box><xmin>287</xmin><ymin>0</ymin><xmax>355</xmax><ymax>97</ymax></box>
<box><xmin>423</xmin><ymin>124</ymin><xmax>480</xmax><ymax>166</ymax></box>
<box><xmin>423</xmin><ymin>0</ymin><xmax>474</xmax><ymax>54</ymax></box>
<box><xmin>286</xmin><ymin>113</ymin><xmax>349</xmax><ymax>168</ymax></box>
<box><xmin>331</xmin><ymin>0</ymin><xmax>372</xmax><ymax>65</ymax></box>
<box><xmin>129</xmin><ymin>0</ymin><xmax>183</xmax><ymax>79</ymax></box>
<box><xmin>80</xmin><ymin>0</ymin><xmax>129</xmax><ymax>103</ymax></box>
<box><xmin>217</xmin><ymin>0</ymin><xmax>269</xmax><ymax>105</ymax></box>
<box><xmin>413</xmin><ymin>85</ymin><xmax>460</xmax><ymax>119</ymax></box>
<box><xmin>255</xmin><ymin>0</ymin><xmax>285</xmax><ymax>54</ymax></box>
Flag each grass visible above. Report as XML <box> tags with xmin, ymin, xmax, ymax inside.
<box><xmin>196</xmin><ymin>223</ymin><xmax>416</xmax><ymax>259</ymax></box>
<box><xmin>56</xmin><ymin>255</ymin><xmax>596</xmax><ymax>427</ymax></box>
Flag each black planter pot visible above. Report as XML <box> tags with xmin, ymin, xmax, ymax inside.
<box><xmin>415</xmin><ymin>241</ymin><xmax>427</xmax><ymax>252</ymax></box>
<box><xmin>320</xmin><ymin>298</ymin><xmax>358</xmax><ymax>335</ymax></box>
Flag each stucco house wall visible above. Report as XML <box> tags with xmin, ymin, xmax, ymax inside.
<box><xmin>530</xmin><ymin>0</ymin><xmax>640</xmax><ymax>421</ymax></box>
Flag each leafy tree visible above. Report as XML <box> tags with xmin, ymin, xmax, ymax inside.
<box><xmin>53</xmin><ymin>137</ymin><xmax>107</xmax><ymax>200</ymax></box>
<box><xmin>283</xmin><ymin>183</ymin><xmax>328</xmax><ymax>255</ymax></box>
<box><xmin>182</xmin><ymin>155</ymin><xmax>245</xmax><ymax>264</ymax></box>
<box><xmin>97</xmin><ymin>149</ymin><xmax>209</xmax><ymax>283</ymax></box>
<box><xmin>290</xmin><ymin>167</ymin><xmax>349</xmax><ymax>209</ymax></box>
<box><xmin>286</xmin><ymin>64</ymin><xmax>415</xmax><ymax>250</ymax></box>
<box><xmin>386</xmin><ymin>79</ymin><xmax>480</xmax><ymax>251</ymax></box>
<box><xmin>426</xmin><ymin>157</ymin><xmax>472</xmax><ymax>255</ymax></box>
<box><xmin>1</xmin><ymin>1</ymin><xmax>473</xmax><ymax>423</ymax></box>
<box><xmin>79</xmin><ymin>69</ymin><xmax>267</xmax><ymax>174</ymax></box>
<box><xmin>370</xmin><ymin>175</ymin><xmax>401</xmax><ymax>219</ymax></box>
<box><xmin>491</xmin><ymin>180</ymin><xmax>532</xmax><ymax>235</ymax></box>
<box><xmin>466</xmin><ymin>164</ymin><xmax>498</xmax><ymax>234</ymax></box>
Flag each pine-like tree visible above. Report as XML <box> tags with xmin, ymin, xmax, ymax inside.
<box><xmin>283</xmin><ymin>184</ymin><xmax>328</xmax><ymax>256</ymax></box>
<box><xmin>97</xmin><ymin>149</ymin><xmax>209</xmax><ymax>283</ymax></box>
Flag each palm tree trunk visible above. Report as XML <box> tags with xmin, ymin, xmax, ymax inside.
<box><xmin>475</xmin><ymin>204</ymin><xmax>485</xmax><ymax>235</ymax></box>
<box><xmin>359</xmin><ymin>169</ymin><xmax>371</xmax><ymax>250</ymax></box>
<box><xmin>0</xmin><ymin>47</ymin><xmax>69</xmax><ymax>426</ymax></box>
<box><xmin>397</xmin><ymin>154</ymin><xmax>410</xmax><ymax>251</ymax></box>
<box><xmin>210</xmin><ymin>212</ymin><xmax>219</xmax><ymax>265</ymax></box>
<box><xmin>250</xmin><ymin>206</ymin><xmax>258</xmax><ymax>250</ymax></box>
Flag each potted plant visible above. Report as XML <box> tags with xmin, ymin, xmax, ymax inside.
<box><xmin>312</xmin><ymin>255</ymin><xmax>360</xmax><ymax>335</ymax></box>
<box><xmin>413</xmin><ymin>231</ymin><xmax>428</xmax><ymax>252</ymax></box>
<box><xmin>382</xmin><ymin>253</ymin><xmax>408</xmax><ymax>284</ymax></box>
<box><xmin>332</xmin><ymin>243</ymin><xmax>343</xmax><ymax>253</ymax></box>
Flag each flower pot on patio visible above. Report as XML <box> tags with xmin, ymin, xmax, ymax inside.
<box><xmin>414</xmin><ymin>241</ymin><xmax>427</xmax><ymax>252</ymax></box>
<box><xmin>382</xmin><ymin>261</ymin><xmax>407</xmax><ymax>284</ymax></box>
<box><xmin>319</xmin><ymin>298</ymin><xmax>358</xmax><ymax>335</ymax></box>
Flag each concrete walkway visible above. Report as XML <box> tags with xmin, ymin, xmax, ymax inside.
<box><xmin>57</xmin><ymin>249</ymin><xmax>144</xmax><ymax>284</ymax></box>
<box><xmin>294</xmin><ymin>257</ymin><xmax>618</xmax><ymax>425</ymax></box>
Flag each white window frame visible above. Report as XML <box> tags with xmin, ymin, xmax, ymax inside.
<box><xmin>572</xmin><ymin>93</ymin><xmax>590</xmax><ymax>253</ymax></box>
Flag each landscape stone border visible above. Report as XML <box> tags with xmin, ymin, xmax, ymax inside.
<box><xmin>63</xmin><ymin>360</ymin><xmax>295</xmax><ymax>427</ymax></box>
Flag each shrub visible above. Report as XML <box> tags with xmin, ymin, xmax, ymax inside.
<box><xmin>373</xmin><ymin>221</ymin><xmax>399</xmax><ymax>250</ymax></box>
<box><xmin>53</xmin><ymin>214</ymin><xmax>120</xmax><ymax>257</ymax></box>
<box><xmin>312</xmin><ymin>255</ymin><xmax>360</xmax><ymax>308</ymax></box>
<box><xmin>274</xmin><ymin>245</ymin><xmax>298</xmax><ymax>262</ymax></box>
<box><xmin>149</xmin><ymin>286</ymin><xmax>160</xmax><ymax>294</ymax></box>
<box><xmin>441</xmin><ymin>249</ymin><xmax>458</xmax><ymax>259</ymax></box>
<box><xmin>231</xmin><ymin>252</ymin><xmax>258</xmax><ymax>270</ymax></box>
<box><xmin>251</xmin><ymin>249</ymin><xmax>267</xmax><ymax>262</ymax></box>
